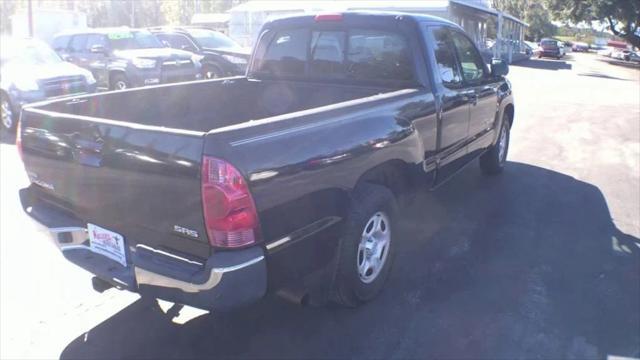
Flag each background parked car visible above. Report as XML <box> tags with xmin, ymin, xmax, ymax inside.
<box><xmin>628</xmin><ymin>51</ymin><xmax>640</xmax><ymax>63</ymax></box>
<box><xmin>597</xmin><ymin>47</ymin><xmax>614</xmax><ymax>57</ymax></box>
<box><xmin>612</xmin><ymin>49</ymin><xmax>633</xmax><ymax>61</ymax></box>
<box><xmin>0</xmin><ymin>37</ymin><xmax>96</xmax><ymax>133</ymax></box>
<box><xmin>52</xmin><ymin>27</ymin><xmax>202</xmax><ymax>90</ymax></box>
<box><xmin>150</xmin><ymin>27</ymin><xmax>250</xmax><ymax>79</ymax></box>
<box><xmin>572</xmin><ymin>42</ymin><xmax>589</xmax><ymax>52</ymax></box>
<box><xmin>538</xmin><ymin>38</ymin><xmax>564</xmax><ymax>59</ymax></box>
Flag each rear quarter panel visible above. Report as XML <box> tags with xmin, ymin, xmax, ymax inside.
<box><xmin>203</xmin><ymin>89</ymin><xmax>431</xmax><ymax>288</ymax></box>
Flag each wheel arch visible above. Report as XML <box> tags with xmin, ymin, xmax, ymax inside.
<box><xmin>504</xmin><ymin>103</ymin><xmax>515</xmax><ymax>127</ymax></box>
<box><xmin>352</xmin><ymin>159</ymin><xmax>417</xmax><ymax>199</ymax></box>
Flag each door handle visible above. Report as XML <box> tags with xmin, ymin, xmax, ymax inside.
<box><xmin>470</xmin><ymin>93</ymin><xmax>478</xmax><ymax>106</ymax></box>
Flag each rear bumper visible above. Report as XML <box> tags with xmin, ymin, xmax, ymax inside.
<box><xmin>19</xmin><ymin>186</ymin><xmax>267</xmax><ymax>311</ymax></box>
<box><xmin>540</xmin><ymin>50</ymin><xmax>561</xmax><ymax>57</ymax></box>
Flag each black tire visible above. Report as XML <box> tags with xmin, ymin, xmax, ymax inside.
<box><xmin>332</xmin><ymin>183</ymin><xmax>398</xmax><ymax>307</ymax></box>
<box><xmin>1</xmin><ymin>92</ymin><xmax>17</xmax><ymax>134</ymax></box>
<box><xmin>110</xmin><ymin>73</ymin><xmax>129</xmax><ymax>91</ymax></box>
<box><xmin>202</xmin><ymin>63</ymin><xmax>224</xmax><ymax>79</ymax></box>
<box><xmin>480</xmin><ymin>114</ymin><xmax>511</xmax><ymax>175</ymax></box>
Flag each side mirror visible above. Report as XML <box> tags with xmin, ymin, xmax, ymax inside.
<box><xmin>491</xmin><ymin>58</ymin><xmax>509</xmax><ymax>77</ymax></box>
<box><xmin>90</xmin><ymin>44</ymin><xmax>107</xmax><ymax>54</ymax></box>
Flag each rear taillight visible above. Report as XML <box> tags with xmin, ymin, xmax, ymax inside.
<box><xmin>16</xmin><ymin>118</ymin><xmax>23</xmax><ymax>160</ymax></box>
<box><xmin>201</xmin><ymin>156</ymin><xmax>260</xmax><ymax>248</ymax></box>
<box><xmin>314</xmin><ymin>13</ymin><xmax>343</xmax><ymax>22</ymax></box>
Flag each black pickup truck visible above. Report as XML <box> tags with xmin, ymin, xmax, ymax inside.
<box><xmin>18</xmin><ymin>12</ymin><xmax>514</xmax><ymax>310</ymax></box>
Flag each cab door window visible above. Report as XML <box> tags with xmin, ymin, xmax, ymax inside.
<box><xmin>450</xmin><ymin>31</ymin><xmax>487</xmax><ymax>83</ymax></box>
<box><xmin>430</xmin><ymin>27</ymin><xmax>463</xmax><ymax>88</ymax></box>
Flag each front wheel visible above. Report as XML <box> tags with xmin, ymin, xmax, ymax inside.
<box><xmin>480</xmin><ymin>115</ymin><xmax>511</xmax><ymax>175</ymax></box>
<box><xmin>332</xmin><ymin>183</ymin><xmax>397</xmax><ymax>307</ymax></box>
<box><xmin>110</xmin><ymin>73</ymin><xmax>130</xmax><ymax>91</ymax></box>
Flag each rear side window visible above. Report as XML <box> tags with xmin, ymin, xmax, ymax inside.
<box><xmin>430</xmin><ymin>27</ymin><xmax>462</xmax><ymax>88</ymax></box>
<box><xmin>254</xmin><ymin>28</ymin><xmax>414</xmax><ymax>83</ymax></box>
<box><xmin>69</xmin><ymin>34</ymin><xmax>87</xmax><ymax>53</ymax></box>
<box><xmin>156</xmin><ymin>33</ymin><xmax>197</xmax><ymax>52</ymax></box>
<box><xmin>257</xmin><ymin>29</ymin><xmax>309</xmax><ymax>77</ymax></box>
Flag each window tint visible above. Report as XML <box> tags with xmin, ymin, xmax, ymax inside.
<box><xmin>430</xmin><ymin>27</ymin><xmax>462</xmax><ymax>87</ymax></box>
<box><xmin>69</xmin><ymin>34</ymin><xmax>87</xmax><ymax>53</ymax></box>
<box><xmin>310</xmin><ymin>31</ymin><xmax>345</xmax><ymax>77</ymax></box>
<box><xmin>256</xmin><ymin>29</ymin><xmax>309</xmax><ymax>77</ymax></box>
<box><xmin>157</xmin><ymin>33</ymin><xmax>197</xmax><ymax>52</ymax></box>
<box><xmin>451</xmin><ymin>31</ymin><xmax>486</xmax><ymax>82</ymax></box>
<box><xmin>52</xmin><ymin>35</ymin><xmax>70</xmax><ymax>51</ymax></box>
<box><xmin>254</xmin><ymin>28</ymin><xmax>414</xmax><ymax>83</ymax></box>
<box><xmin>346</xmin><ymin>30</ymin><xmax>412</xmax><ymax>81</ymax></box>
<box><xmin>85</xmin><ymin>34</ymin><xmax>107</xmax><ymax>51</ymax></box>
<box><xmin>188</xmin><ymin>29</ymin><xmax>239</xmax><ymax>49</ymax></box>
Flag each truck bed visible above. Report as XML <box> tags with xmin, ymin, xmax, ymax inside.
<box><xmin>19</xmin><ymin>78</ymin><xmax>407</xmax><ymax>261</ymax></box>
<box><xmin>37</xmin><ymin>78</ymin><xmax>389</xmax><ymax>132</ymax></box>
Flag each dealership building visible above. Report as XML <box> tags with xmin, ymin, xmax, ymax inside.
<box><xmin>228</xmin><ymin>0</ymin><xmax>528</xmax><ymax>62</ymax></box>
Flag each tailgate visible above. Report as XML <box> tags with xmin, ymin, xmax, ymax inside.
<box><xmin>20</xmin><ymin>107</ymin><xmax>211</xmax><ymax>260</ymax></box>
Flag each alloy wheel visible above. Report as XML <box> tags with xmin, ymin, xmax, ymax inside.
<box><xmin>357</xmin><ymin>211</ymin><xmax>391</xmax><ymax>284</ymax></box>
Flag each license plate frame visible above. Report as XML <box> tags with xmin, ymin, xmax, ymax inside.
<box><xmin>88</xmin><ymin>223</ymin><xmax>127</xmax><ymax>267</ymax></box>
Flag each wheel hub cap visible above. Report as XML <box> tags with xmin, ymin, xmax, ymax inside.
<box><xmin>357</xmin><ymin>211</ymin><xmax>391</xmax><ymax>284</ymax></box>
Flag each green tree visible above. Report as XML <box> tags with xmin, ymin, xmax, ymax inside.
<box><xmin>525</xmin><ymin>2</ymin><xmax>557</xmax><ymax>41</ymax></box>
<box><xmin>545</xmin><ymin>0</ymin><xmax>640</xmax><ymax>48</ymax></box>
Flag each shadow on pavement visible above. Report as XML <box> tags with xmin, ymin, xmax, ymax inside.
<box><xmin>60</xmin><ymin>162</ymin><xmax>639</xmax><ymax>359</ymax></box>
<box><xmin>579</xmin><ymin>72</ymin><xmax>632</xmax><ymax>81</ymax></box>
<box><xmin>512</xmin><ymin>58</ymin><xmax>573</xmax><ymax>71</ymax></box>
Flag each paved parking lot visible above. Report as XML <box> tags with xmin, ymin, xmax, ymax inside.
<box><xmin>1</xmin><ymin>52</ymin><xmax>639</xmax><ymax>359</ymax></box>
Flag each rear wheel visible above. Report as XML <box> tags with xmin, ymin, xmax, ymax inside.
<box><xmin>332</xmin><ymin>183</ymin><xmax>397</xmax><ymax>307</ymax></box>
<box><xmin>1</xmin><ymin>93</ymin><xmax>16</xmax><ymax>133</ymax></box>
<box><xmin>480</xmin><ymin>114</ymin><xmax>511</xmax><ymax>175</ymax></box>
<box><xmin>110</xmin><ymin>73</ymin><xmax>129</xmax><ymax>91</ymax></box>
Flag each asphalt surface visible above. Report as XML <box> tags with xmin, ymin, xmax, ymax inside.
<box><xmin>1</xmin><ymin>52</ymin><xmax>639</xmax><ymax>359</ymax></box>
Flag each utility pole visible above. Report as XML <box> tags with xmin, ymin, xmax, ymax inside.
<box><xmin>131</xmin><ymin>0</ymin><xmax>135</xmax><ymax>27</ymax></box>
<box><xmin>27</xmin><ymin>0</ymin><xmax>34</xmax><ymax>37</ymax></box>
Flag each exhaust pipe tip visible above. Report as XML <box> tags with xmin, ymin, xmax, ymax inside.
<box><xmin>276</xmin><ymin>288</ymin><xmax>310</xmax><ymax>306</ymax></box>
<box><xmin>91</xmin><ymin>276</ymin><xmax>114</xmax><ymax>293</ymax></box>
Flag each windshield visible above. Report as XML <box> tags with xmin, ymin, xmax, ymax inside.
<box><xmin>540</xmin><ymin>40</ymin><xmax>557</xmax><ymax>47</ymax></box>
<box><xmin>0</xmin><ymin>39</ymin><xmax>62</xmax><ymax>67</ymax></box>
<box><xmin>108</xmin><ymin>30</ymin><xmax>163</xmax><ymax>50</ymax></box>
<box><xmin>188</xmin><ymin>29</ymin><xmax>240</xmax><ymax>49</ymax></box>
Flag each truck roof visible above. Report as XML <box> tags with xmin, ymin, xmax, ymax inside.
<box><xmin>263</xmin><ymin>10</ymin><xmax>457</xmax><ymax>29</ymax></box>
